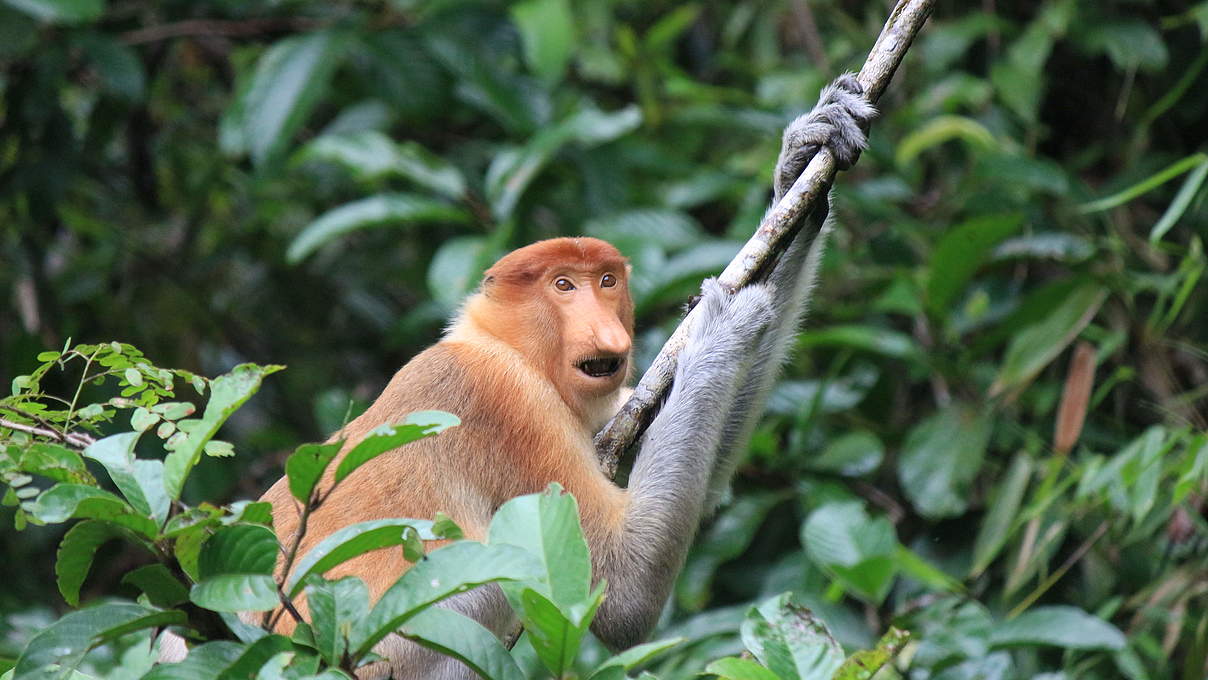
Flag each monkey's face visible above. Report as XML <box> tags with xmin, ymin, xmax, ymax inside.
<box><xmin>546</xmin><ymin>267</ymin><xmax>633</xmax><ymax>398</ymax></box>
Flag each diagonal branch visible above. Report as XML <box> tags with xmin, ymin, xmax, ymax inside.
<box><xmin>594</xmin><ymin>0</ymin><xmax>937</xmax><ymax>478</ymax></box>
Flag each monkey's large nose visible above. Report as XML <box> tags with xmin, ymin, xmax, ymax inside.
<box><xmin>593</xmin><ymin>319</ymin><xmax>632</xmax><ymax>357</ymax></box>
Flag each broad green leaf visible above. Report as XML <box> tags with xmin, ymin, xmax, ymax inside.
<box><xmin>236</xmin><ymin>31</ymin><xmax>347</xmax><ymax>167</ymax></box>
<box><xmin>287</xmin><ymin>194</ymin><xmax>471</xmax><ymax>263</ymax></box>
<box><xmin>590</xmin><ymin>638</ymin><xmax>684</xmax><ymax>679</ymax></box>
<box><xmin>740</xmin><ymin>594</ymin><xmax>843</xmax><ymax>680</ymax></box>
<box><xmin>898</xmin><ymin>404</ymin><xmax>992</xmax><ymax>519</ymax></box>
<box><xmin>299</xmin><ymin>131</ymin><xmax>466</xmax><ymax>198</ymax></box>
<box><xmin>56</xmin><ymin>520</ymin><xmax>126</xmax><ymax>606</ymax></box>
<box><xmin>487</xmin><ymin>484</ymin><xmax>591</xmax><ymax>608</ymax></box>
<box><xmin>190</xmin><ymin>574</ymin><xmax>279</xmax><ymax>613</ymax></box>
<box><xmin>163</xmin><ymin>364</ymin><xmax>282</xmax><ymax>501</ymax></box>
<box><xmin>801</xmin><ymin>502</ymin><xmax>897</xmax><ymax>604</ymax></box>
<box><xmin>971</xmin><ymin>453</ymin><xmax>1032</xmax><ymax>577</ymax></box>
<box><xmin>399</xmin><ymin>607</ymin><xmax>526</xmax><ymax>680</ymax></box>
<box><xmin>285</xmin><ymin>441</ymin><xmax>343</xmax><ymax>503</ymax></box>
<box><xmin>427</xmin><ymin>236</ymin><xmax>489</xmax><ymax>308</ymax></box>
<box><xmin>84</xmin><ymin>432</ymin><xmax>169</xmax><ymax>526</ymax></box>
<box><xmin>797</xmin><ymin>326</ymin><xmax>924</xmax><ymax>363</ymax></box>
<box><xmin>122</xmin><ymin>564</ymin><xmax>189</xmax><ymax>607</ymax></box>
<box><xmin>989</xmin><ymin>606</ymin><xmax>1125</xmax><ymax>650</ymax></box>
<box><xmin>805</xmin><ymin>431</ymin><xmax>884</xmax><ymax>477</ymax></box>
<box><xmin>896</xmin><ymin>115</ymin><xmax>996</xmax><ymax>166</ymax></box>
<box><xmin>286</xmin><ymin>518</ymin><xmax>437</xmax><ymax>597</ymax></box>
<box><xmin>217</xmin><ymin>634</ymin><xmax>294</xmax><ymax>679</ymax></box>
<box><xmin>516</xmin><ymin>586</ymin><xmax>598</xmax><ymax>676</ymax></box>
<box><xmin>14</xmin><ymin>602</ymin><xmax>185</xmax><ymax>678</ymax></box>
<box><xmin>2</xmin><ymin>0</ymin><xmax>103</xmax><ymax>24</ymax></box>
<box><xmin>18</xmin><ymin>443</ymin><xmax>93</xmax><ymax>484</ymax></box>
<box><xmin>143</xmin><ymin>640</ymin><xmax>243</xmax><ymax>680</ymax></box>
<box><xmin>350</xmin><ymin>541</ymin><xmax>544</xmax><ymax>656</ymax></box>
<box><xmin>190</xmin><ymin>525</ymin><xmax>280</xmax><ymax>611</ymax></box>
<box><xmin>511</xmin><ymin>0</ymin><xmax>575</xmax><ymax>84</ymax></box>
<box><xmin>990</xmin><ymin>283</ymin><xmax>1106</xmax><ymax>397</ymax></box>
<box><xmin>306</xmin><ymin>576</ymin><xmax>368</xmax><ymax>665</ymax></box>
<box><xmin>584</xmin><ymin>209</ymin><xmax>705</xmax><ymax>253</ymax></box>
<box><xmin>27</xmin><ymin>483</ymin><xmax>157</xmax><ymax>538</ymax></box>
<box><xmin>333</xmin><ymin>411</ymin><xmax>460</xmax><ymax>485</ymax></box>
<box><xmin>199</xmin><ymin>524</ymin><xmax>278</xmax><ymax>578</ymax></box>
<box><xmin>835</xmin><ymin>627</ymin><xmax>910</xmax><ymax>680</ymax></box>
<box><xmin>485</xmin><ymin>105</ymin><xmax>641</xmax><ymax>220</ymax></box>
<box><xmin>705</xmin><ymin>656</ymin><xmax>780</xmax><ymax>680</ymax></box>
<box><xmin>926</xmin><ymin>214</ymin><xmax>1023</xmax><ymax>316</ymax></box>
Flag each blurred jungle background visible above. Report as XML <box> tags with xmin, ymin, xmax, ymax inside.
<box><xmin>2</xmin><ymin>0</ymin><xmax>1208</xmax><ymax>677</ymax></box>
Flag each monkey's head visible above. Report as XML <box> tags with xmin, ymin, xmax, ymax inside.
<box><xmin>472</xmin><ymin>237</ymin><xmax>634</xmax><ymax>417</ymax></box>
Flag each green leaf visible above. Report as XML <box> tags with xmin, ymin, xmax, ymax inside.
<box><xmin>584</xmin><ymin>209</ymin><xmax>705</xmax><ymax>253</ymax></box>
<box><xmin>971</xmin><ymin>453</ymin><xmax>1032</xmax><ymax>577</ymax></box>
<box><xmin>704</xmin><ymin>657</ymin><xmax>781</xmax><ymax>680</ymax></box>
<box><xmin>897</xmin><ymin>404</ymin><xmax>992</xmax><ymax>519</ymax></box>
<box><xmin>989</xmin><ymin>606</ymin><xmax>1126</xmax><ymax>650</ymax></box>
<box><xmin>926</xmin><ymin>214</ymin><xmax>1023</xmax><ymax>316</ymax></box>
<box><xmin>217</xmin><ymin>634</ymin><xmax>295</xmax><ymax>679</ymax></box>
<box><xmin>990</xmin><ymin>283</ymin><xmax>1106</xmax><ymax>397</ymax></box>
<box><xmin>190</xmin><ymin>574</ymin><xmax>279</xmax><ymax>613</ymax></box>
<box><xmin>13</xmin><ymin>602</ymin><xmax>185</xmax><ymax>678</ymax></box>
<box><xmin>285</xmin><ymin>441</ymin><xmax>343</xmax><ymax>503</ymax></box>
<box><xmin>163</xmin><ymin>364</ymin><xmax>282</xmax><ymax>501</ymax></box>
<box><xmin>122</xmin><ymin>564</ymin><xmax>189</xmax><ymax>607</ymax></box>
<box><xmin>235</xmin><ymin>31</ymin><xmax>348</xmax><ymax>167</ymax></box>
<box><xmin>190</xmin><ymin>525</ymin><xmax>280</xmax><ymax>612</ymax></box>
<box><xmin>1149</xmin><ymin>156</ymin><xmax>1208</xmax><ymax>243</ymax></box>
<box><xmin>1</xmin><ymin>0</ymin><xmax>103</xmax><ymax>24</ymax></box>
<box><xmin>427</xmin><ymin>236</ymin><xmax>489</xmax><ymax>308</ymax></box>
<box><xmin>287</xmin><ymin>194</ymin><xmax>471</xmax><ymax>263</ymax></box>
<box><xmin>895</xmin><ymin>115</ymin><xmax>996</xmax><ymax>166</ymax></box>
<box><xmin>740</xmin><ymin>594</ymin><xmax>843</xmax><ymax>680</ymax></box>
<box><xmin>485</xmin><ymin>105</ymin><xmax>641</xmax><ymax>220</ymax></box>
<box><xmin>590</xmin><ymin>638</ymin><xmax>684</xmax><ymax>679</ymax></box>
<box><xmin>84</xmin><ymin>432</ymin><xmax>169</xmax><ymax>526</ymax></box>
<box><xmin>678</xmin><ymin>492</ymin><xmax>784</xmax><ymax>611</ymax></box>
<box><xmin>515</xmin><ymin>586</ymin><xmax>599</xmax><ymax>676</ymax></box>
<box><xmin>199</xmin><ymin>524</ymin><xmax>277</xmax><ymax>578</ymax></box>
<box><xmin>27</xmin><ymin>484</ymin><xmax>158</xmax><ymax>538</ymax></box>
<box><xmin>299</xmin><ymin>131</ymin><xmax>467</xmax><ymax>199</ymax></box>
<box><xmin>142</xmin><ymin>640</ymin><xmax>243</xmax><ymax>680</ymax></box>
<box><xmin>333</xmin><ymin>411</ymin><xmax>460</xmax><ymax>485</ymax></box>
<box><xmin>350</xmin><ymin>541</ymin><xmax>544</xmax><ymax>657</ymax></box>
<box><xmin>801</xmin><ymin>502</ymin><xmax>897</xmax><ymax>604</ymax></box>
<box><xmin>511</xmin><ymin>0</ymin><xmax>575</xmax><ymax>84</ymax></box>
<box><xmin>18</xmin><ymin>443</ymin><xmax>93</xmax><ymax>484</ymax></box>
<box><xmin>487</xmin><ymin>484</ymin><xmax>591</xmax><ymax>609</ymax></box>
<box><xmin>56</xmin><ymin>520</ymin><xmax>125</xmax><ymax>606</ymax></box>
<box><xmin>286</xmin><ymin>518</ymin><xmax>437</xmax><ymax>597</ymax></box>
<box><xmin>797</xmin><ymin>326</ymin><xmax>924</xmax><ymax>363</ymax></box>
<box><xmin>399</xmin><ymin>607</ymin><xmax>526</xmax><ymax>680</ymax></box>
<box><xmin>1079</xmin><ymin>152</ymin><xmax>1208</xmax><ymax>213</ymax></box>
<box><xmin>306</xmin><ymin>576</ymin><xmax>368</xmax><ymax>665</ymax></box>
<box><xmin>805</xmin><ymin>431</ymin><xmax>884</xmax><ymax>477</ymax></box>
<box><xmin>834</xmin><ymin>627</ymin><xmax>910</xmax><ymax>680</ymax></box>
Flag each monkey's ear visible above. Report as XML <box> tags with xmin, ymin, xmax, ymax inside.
<box><xmin>481</xmin><ymin>274</ymin><xmax>496</xmax><ymax>297</ymax></box>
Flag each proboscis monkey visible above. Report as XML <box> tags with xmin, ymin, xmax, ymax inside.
<box><xmin>164</xmin><ymin>75</ymin><xmax>873</xmax><ymax>678</ymax></box>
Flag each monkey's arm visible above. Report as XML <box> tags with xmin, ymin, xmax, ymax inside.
<box><xmin>704</xmin><ymin>74</ymin><xmax>875</xmax><ymax>510</ymax></box>
<box><xmin>591</xmin><ymin>280</ymin><xmax>774</xmax><ymax>649</ymax></box>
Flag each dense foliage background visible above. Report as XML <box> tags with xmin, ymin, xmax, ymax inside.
<box><xmin>2</xmin><ymin>0</ymin><xmax>1207</xmax><ymax>677</ymax></box>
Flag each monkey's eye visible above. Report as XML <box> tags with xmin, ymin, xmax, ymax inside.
<box><xmin>554</xmin><ymin>277</ymin><xmax>576</xmax><ymax>292</ymax></box>
<box><xmin>600</xmin><ymin>273</ymin><xmax>617</xmax><ymax>288</ymax></box>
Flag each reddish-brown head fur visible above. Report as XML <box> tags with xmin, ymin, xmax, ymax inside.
<box><xmin>462</xmin><ymin>237</ymin><xmax>634</xmax><ymax>421</ymax></box>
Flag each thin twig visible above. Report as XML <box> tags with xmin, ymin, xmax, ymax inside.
<box><xmin>0</xmin><ymin>417</ymin><xmax>97</xmax><ymax>449</ymax></box>
<box><xmin>594</xmin><ymin>0</ymin><xmax>937</xmax><ymax>477</ymax></box>
<box><xmin>122</xmin><ymin>18</ymin><xmax>322</xmax><ymax>45</ymax></box>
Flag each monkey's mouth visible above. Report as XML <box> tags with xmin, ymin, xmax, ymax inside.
<box><xmin>576</xmin><ymin>356</ymin><xmax>624</xmax><ymax>379</ymax></box>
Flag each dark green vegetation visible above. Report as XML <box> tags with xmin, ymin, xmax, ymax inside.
<box><xmin>2</xmin><ymin>0</ymin><xmax>1207</xmax><ymax>677</ymax></box>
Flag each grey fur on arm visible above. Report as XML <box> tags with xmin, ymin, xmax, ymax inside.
<box><xmin>591</xmin><ymin>281</ymin><xmax>773</xmax><ymax>649</ymax></box>
<box><xmin>705</xmin><ymin>73</ymin><xmax>875</xmax><ymax>510</ymax></box>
